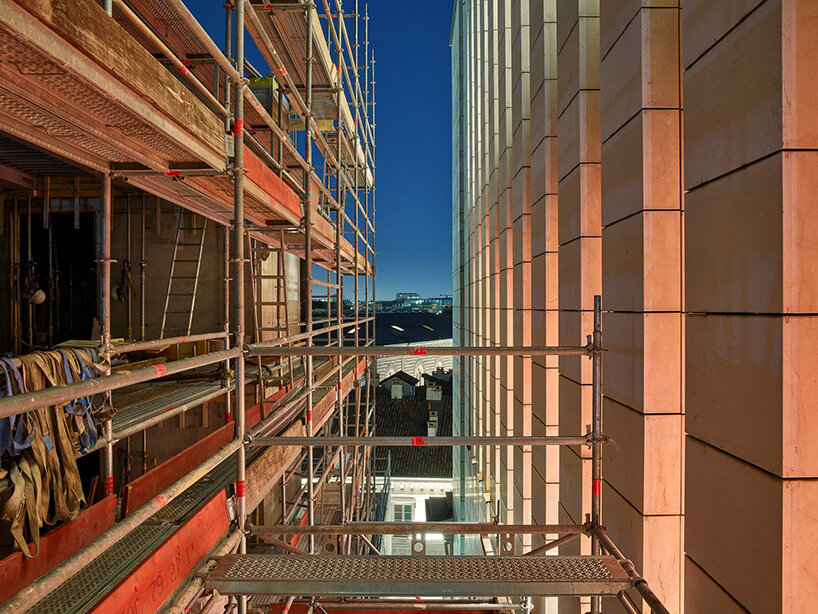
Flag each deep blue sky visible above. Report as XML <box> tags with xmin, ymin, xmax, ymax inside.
<box><xmin>191</xmin><ymin>3</ymin><xmax>454</xmax><ymax>302</ymax></box>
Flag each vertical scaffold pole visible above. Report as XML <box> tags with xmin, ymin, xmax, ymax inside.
<box><xmin>139</xmin><ymin>195</ymin><xmax>146</xmax><ymax>341</ymax></box>
<box><xmin>590</xmin><ymin>294</ymin><xmax>602</xmax><ymax>614</ymax></box>
<box><xmin>232</xmin><ymin>2</ymin><xmax>247</xmax><ymax>613</ymax></box>
<box><xmin>335</xmin><ymin>0</ymin><xmax>346</xmax><ymax>552</ymax></box>
<box><xmin>101</xmin><ymin>174</ymin><xmax>113</xmax><ymax>497</ymax></box>
<box><xmin>304</xmin><ymin>0</ymin><xmax>316</xmax><ymax>555</ymax></box>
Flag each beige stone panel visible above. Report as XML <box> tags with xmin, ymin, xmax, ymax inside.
<box><xmin>557</xmin><ymin>237</ymin><xmax>601</xmax><ymax>311</ymax></box>
<box><xmin>557</xmin><ymin>308</ymin><xmax>594</xmax><ymax>383</ymax></box>
<box><xmin>782</xmin><ymin>316</ymin><xmax>818</xmax><ymax>478</ymax></box>
<box><xmin>531</xmin><ymin>134</ymin><xmax>558</xmax><ymax>207</ymax></box>
<box><xmin>686</xmin><ymin>437</ymin><xmax>783</xmax><ymax>612</ymax></box>
<box><xmin>558</xmin><ymin>445</ymin><xmax>590</xmax><ymax>528</ymax></box>
<box><xmin>532</xmin><ymin>417</ymin><xmax>559</xmax><ymax>487</ymax></box>
<box><xmin>532</xmin><ymin>251</ymin><xmax>558</xmax><ymax>313</ymax></box>
<box><xmin>557</xmin><ymin>311</ymin><xmax>594</xmax><ymax>384</ymax></box>
<box><xmin>602</xmin><ymin>210</ymin><xmax>682</xmax><ymax>312</ymax></box>
<box><xmin>682</xmin><ymin>0</ymin><xmax>765</xmax><ymax>69</ymax></box>
<box><xmin>600</xmin><ymin>6</ymin><xmax>680</xmax><ymax>142</ymax></box>
<box><xmin>533</xmin><ymin>358</ymin><xmax>560</xmax><ymax>425</ymax></box>
<box><xmin>600</xmin><ymin>0</ymin><xmax>679</xmax><ymax>57</ymax></box>
<box><xmin>684</xmin><ymin>556</ymin><xmax>748</xmax><ymax>614</ymax></box>
<box><xmin>601</xmin><ymin>109</ymin><xmax>682</xmax><ymax>226</ymax></box>
<box><xmin>781</xmin><ymin>151</ymin><xmax>818</xmax><ymax>314</ymax></box>
<box><xmin>558</xmin><ymin>90</ymin><xmax>602</xmax><ymax>181</ymax></box>
<box><xmin>601</xmin><ymin>483</ymin><xmax>683</xmax><ymax>614</ymax></box>
<box><xmin>688</xmin><ymin>314</ymin><xmax>818</xmax><ymax>478</ymax></box>
<box><xmin>683</xmin><ymin>0</ymin><xmax>783</xmax><ymax>189</ymax></box>
<box><xmin>603</xmin><ymin>397</ymin><xmax>683</xmax><ymax>515</ymax></box>
<box><xmin>512</xmin><ymin>211</ymin><xmax>531</xmax><ymax>267</ymax></box>
<box><xmin>530</xmin><ymin>193</ymin><xmax>547</xmax><ymax>258</ymax></box>
<box><xmin>557</xmin><ymin>13</ymin><xmax>600</xmax><ymax>114</ymax></box>
<box><xmin>686</xmin><ymin>314</ymin><xmax>783</xmax><ymax>474</ymax></box>
<box><xmin>531</xmin><ymin>194</ymin><xmax>559</xmax><ymax>256</ymax></box>
<box><xmin>782</xmin><ymin>0</ymin><xmax>818</xmax><ymax>149</ymax></box>
<box><xmin>512</xmin><ymin>124</ymin><xmax>531</xmax><ymax>185</ymax></box>
<box><xmin>604</xmin><ymin>311</ymin><xmax>682</xmax><ymax>414</ymax></box>
<box><xmin>558</xmin><ymin>163</ymin><xmax>601</xmax><ymax>244</ymax></box>
<box><xmin>685</xmin><ymin>154</ymin><xmax>783</xmax><ymax>314</ymax></box>
<box><xmin>530</xmin><ymin>465</ymin><xmax>549</xmax><ymax>526</ymax></box>
<box><xmin>558</xmin><ymin>375</ymin><xmax>591</xmax><ymax>453</ymax></box>
<box><xmin>782</xmin><ymin>478</ymin><xmax>818</xmax><ymax>612</ymax></box>
<box><xmin>556</xmin><ymin>0</ymin><xmax>579</xmax><ymax>60</ymax></box>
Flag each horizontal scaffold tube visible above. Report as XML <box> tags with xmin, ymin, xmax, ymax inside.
<box><xmin>0</xmin><ymin>439</ymin><xmax>241</xmax><ymax>614</ymax></box>
<box><xmin>249</xmin><ymin>435</ymin><xmax>592</xmax><ymax>447</ymax></box>
<box><xmin>252</xmin><ymin>522</ymin><xmax>588</xmax><ymax>536</ymax></box>
<box><xmin>0</xmin><ymin>348</ymin><xmax>239</xmax><ymax>418</ymax></box>
<box><xmin>248</xmin><ymin>344</ymin><xmax>593</xmax><ymax>357</ymax></box>
<box><xmin>109</xmin><ymin>331</ymin><xmax>229</xmax><ymax>354</ymax></box>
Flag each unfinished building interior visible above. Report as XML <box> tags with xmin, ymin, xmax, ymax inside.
<box><xmin>452</xmin><ymin>0</ymin><xmax>818</xmax><ymax>613</ymax></box>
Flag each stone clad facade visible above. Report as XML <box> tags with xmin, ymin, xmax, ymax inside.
<box><xmin>452</xmin><ymin>1</ymin><xmax>818</xmax><ymax>611</ymax></box>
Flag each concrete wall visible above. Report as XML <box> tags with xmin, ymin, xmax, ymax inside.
<box><xmin>453</xmin><ymin>0</ymin><xmax>818</xmax><ymax>611</ymax></box>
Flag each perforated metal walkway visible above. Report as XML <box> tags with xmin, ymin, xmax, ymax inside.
<box><xmin>206</xmin><ymin>554</ymin><xmax>633</xmax><ymax>598</ymax></box>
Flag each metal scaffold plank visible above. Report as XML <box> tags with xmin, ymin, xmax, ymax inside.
<box><xmin>205</xmin><ymin>554</ymin><xmax>634</xmax><ymax>598</ymax></box>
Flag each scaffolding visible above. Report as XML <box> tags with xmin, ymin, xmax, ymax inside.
<box><xmin>0</xmin><ymin>1</ymin><xmax>669</xmax><ymax>613</ymax></box>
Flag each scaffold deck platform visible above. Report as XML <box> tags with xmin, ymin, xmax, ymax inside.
<box><xmin>205</xmin><ymin>554</ymin><xmax>634</xmax><ymax>598</ymax></box>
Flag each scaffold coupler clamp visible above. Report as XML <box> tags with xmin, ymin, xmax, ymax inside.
<box><xmin>519</xmin><ymin>597</ymin><xmax>534</xmax><ymax>613</ymax></box>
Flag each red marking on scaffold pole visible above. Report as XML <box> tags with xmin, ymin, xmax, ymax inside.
<box><xmin>163</xmin><ymin>171</ymin><xmax>180</xmax><ymax>177</ymax></box>
<box><xmin>164</xmin><ymin>406</ymin><xmax>175</xmax><ymax>413</ymax></box>
<box><xmin>105</xmin><ymin>476</ymin><xmax>114</xmax><ymax>495</ymax></box>
<box><xmin>306</xmin><ymin>410</ymin><xmax>313</xmax><ymax>421</ymax></box>
<box><xmin>180</xmin><ymin>65</ymin><xmax>190</xmax><ymax>76</ymax></box>
<box><xmin>155</xmin><ymin>494</ymin><xmax>168</xmax><ymax>508</ymax></box>
<box><xmin>411</xmin><ymin>436</ymin><xmax>426</xmax><ymax>446</ymax></box>
<box><xmin>234</xmin><ymin>119</ymin><xmax>244</xmax><ymax>136</ymax></box>
<box><xmin>179</xmin><ymin>336</ymin><xmax>186</xmax><ymax>343</ymax></box>
<box><xmin>280</xmin><ymin>66</ymin><xmax>288</xmax><ymax>76</ymax></box>
<box><xmin>411</xmin><ymin>347</ymin><xmax>427</xmax><ymax>356</ymax></box>
<box><xmin>154</xmin><ymin>364</ymin><xmax>167</xmax><ymax>377</ymax></box>
<box><xmin>236</xmin><ymin>480</ymin><xmax>246</xmax><ymax>497</ymax></box>
<box><xmin>337</xmin><ymin>381</ymin><xmax>342</xmax><ymax>390</ymax></box>
<box><xmin>226</xmin><ymin>411</ymin><xmax>232</xmax><ymax>423</ymax></box>
<box><xmin>592</xmin><ymin>479</ymin><xmax>602</xmax><ymax>496</ymax></box>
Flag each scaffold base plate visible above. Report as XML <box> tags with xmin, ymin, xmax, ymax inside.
<box><xmin>205</xmin><ymin>555</ymin><xmax>633</xmax><ymax>597</ymax></box>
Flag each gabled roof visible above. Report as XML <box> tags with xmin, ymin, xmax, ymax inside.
<box><xmin>379</xmin><ymin>370</ymin><xmax>418</xmax><ymax>386</ymax></box>
<box><xmin>374</xmin><ymin>387</ymin><xmax>452</xmax><ymax>478</ymax></box>
<box><xmin>423</xmin><ymin>371</ymin><xmax>452</xmax><ymax>385</ymax></box>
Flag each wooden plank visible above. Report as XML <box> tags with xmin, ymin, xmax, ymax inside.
<box><xmin>90</xmin><ymin>491</ymin><xmax>229</xmax><ymax>614</ymax></box>
<box><xmin>123</xmin><ymin>422</ymin><xmax>234</xmax><ymax>516</ymax></box>
<box><xmin>14</xmin><ymin>0</ymin><xmax>225</xmax><ymax>157</ymax></box>
<box><xmin>244</xmin><ymin>145</ymin><xmax>302</xmax><ymax>219</ymax></box>
<box><xmin>244</xmin><ymin>420</ymin><xmax>305</xmax><ymax>512</ymax></box>
<box><xmin>0</xmin><ymin>495</ymin><xmax>117</xmax><ymax>603</ymax></box>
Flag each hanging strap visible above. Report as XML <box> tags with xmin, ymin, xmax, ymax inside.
<box><xmin>0</xmin><ymin>358</ymin><xmax>35</xmax><ymax>455</ymax></box>
<box><xmin>57</xmin><ymin>350</ymin><xmax>98</xmax><ymax>454</ymax></box>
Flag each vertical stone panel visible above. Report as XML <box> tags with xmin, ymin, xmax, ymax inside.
<box><xmin>683</xmin><ymin>0</ymin><xmax>818</xmax><ymax>610</ymax></box>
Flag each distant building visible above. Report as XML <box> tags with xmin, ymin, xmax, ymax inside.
<box><xmin>375</xmin><ymin>312</ymin><xmax>453</xmax><ymax>382</ymax></box>
<box><xmin>379</xmin><ymin>370</ymin><xmax>418</xmax><ymax>399</ymax></box>
<box><xmin>374</xmin><ymin>386</ymin><xmax>453</xmax><ymax>555</ymax></box>
<box><xmin>395</xmin><ymin>292</ymin><xmax>420</xmax><ymax>301</ymax></box>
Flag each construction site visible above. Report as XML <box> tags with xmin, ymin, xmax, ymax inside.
<box><xmin>0</xmin><ymin>0</ymin><xmax>811</xmax><ymax>613</ymax></box>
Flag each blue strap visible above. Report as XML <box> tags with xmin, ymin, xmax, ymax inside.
<box><xmin>57</xmin><ymin>349</ymin><xmax>98</xmax><ymax>454</ymax></box>
<box><xmin>0</xmin><ymin>358</ymin><xmax>33</xmax><ymax>455</ymax></box>
<box><xmin>0</xmin><ymin>363</ymin><xmax>12</xmax><ymax>468</ymax></box>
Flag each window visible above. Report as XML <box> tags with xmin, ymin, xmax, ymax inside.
<box><xmin>394</xmin><ymin>503</ymin><xmax>413</xmax><ymax>522</ymax></box>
